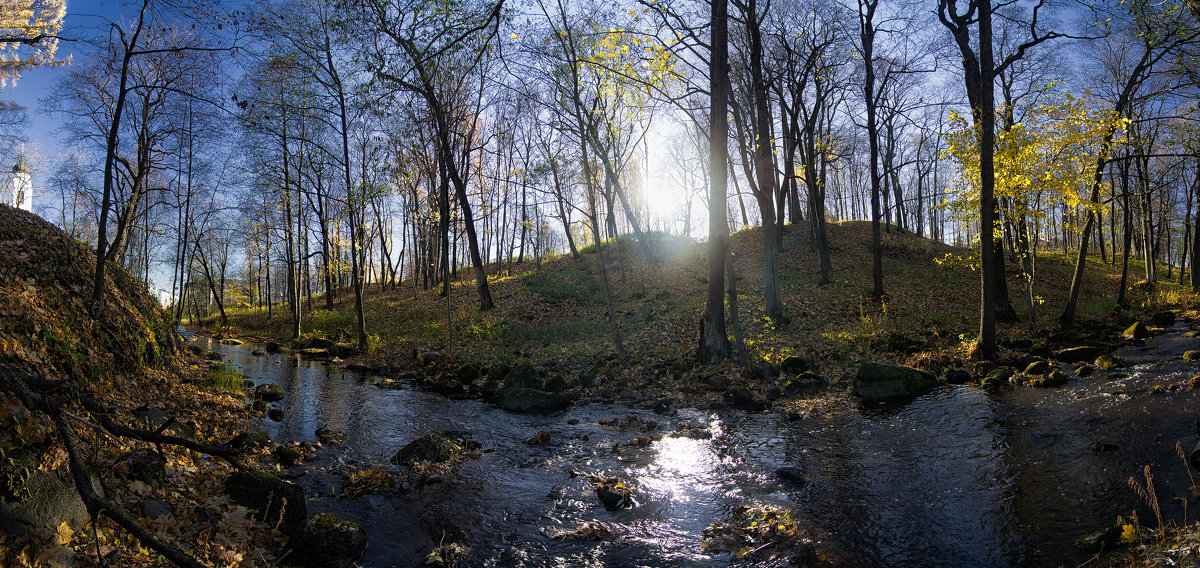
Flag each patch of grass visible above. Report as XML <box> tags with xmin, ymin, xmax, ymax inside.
<box><xmin>308</xmin><ymin>309</ymin><xmax>354</xmax><ymax>337</ymax></box>
<box><xmin>524</xmin><ymin>270</ymin><xmax>601</xmax><ymax>304</ymax></box>
<box><xmin>206</xmin><ymin>364</ymin><xmax>244</xmax><ymax>393</ymax></box>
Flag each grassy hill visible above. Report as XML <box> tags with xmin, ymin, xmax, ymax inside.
<box><xmin>209</xmin><ymin>220</ymin><xmax>1189</xmax><ymax>384</ymax></box>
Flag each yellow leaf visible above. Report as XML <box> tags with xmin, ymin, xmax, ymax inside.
<box><xmin>52</xmin><ymin>521</ymin><xmax>73</xmax><ymax>546</ymax></box>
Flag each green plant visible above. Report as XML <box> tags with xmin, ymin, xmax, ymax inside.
<box><xmin>307</xmin><ymin>309</ymin><xmax>353</xmax><ymax>337</ymax></box>
<box><xmin>463</xmin><ymin>317</ymin><xmax>511</xmax><ymax>341</ymax></box>
<box><xmin>207</xmin><ymin>364</ymin><xmax>244</xmax><ymax>393</ymax></box>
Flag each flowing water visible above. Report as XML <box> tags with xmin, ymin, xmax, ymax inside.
<box><xmin>188</xmin><ymin>325</ymin><xmax>1200</xmax><ymax>567</ymax></box>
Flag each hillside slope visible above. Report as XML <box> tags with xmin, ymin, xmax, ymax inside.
<box><xmin>216</xmin><ymin>219</ymin><xmax>1167</xmax><ymax>385</ymax></box>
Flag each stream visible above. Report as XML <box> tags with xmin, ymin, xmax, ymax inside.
<box><xmin>187</xmin><ymin>324</ymin><xmax>1200</xmax><ymax>567</ymax></box>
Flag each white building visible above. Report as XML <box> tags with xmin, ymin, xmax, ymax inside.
<box><xmin>2</xmin><ymin>155</ymin><xmax>32</xmax><ymax>211</ymax></box>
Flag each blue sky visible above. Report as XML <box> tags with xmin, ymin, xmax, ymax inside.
<box><xmin>5</xmin><ymin>1</ymin><xmax>129</xmax><ymax>174</ymax></box>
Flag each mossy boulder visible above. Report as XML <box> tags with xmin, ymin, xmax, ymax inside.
<box><xmin>493</xmin><ymin>387</ymin><xmax>570</xmax><ymax>414</ymax></box>
<box><xmin>543</xmin><ymin>374</ymin><xmax>568</xmax><ymax>393</ymax></box>
<box><xmin>286</xmin><ymin>512</ymin><xmax>367</xmax><ymax>568</ymax></box>
<box><xmin>228</xmin><ymin>430</ymin><xmax>271</xmax><ymax>450</ymax></box>
<box><xmin>329</xmin><ymin>343</ymin><xmax>358</xmax><ymax>358</ymax></box>
<box><xmin>1123</xmin><ymin>322</ymin><xmax>1149</xmax><ymax>340</ymax></box>
<box><xmin>274</xmin><ymin>445</ymin><xmax>304</xmax><ymax>467</ymax></box>
<box><xmin>1030</xmin><ymin>370</ymin><xmax>1069</xmax><ymax>388</ymax></box>
<box><xmin>298</xmin><ymin>348</ymin><xmax>331</xmax><ymax>360</ymax></box>
<box><xmin>986</xmin><ymin>366</ymin><xmax>1015</xmax><ymax>383</ymax></box>
<box><xmin>1185</xmin><ymin>351</ymin><xmax>1200</xmax><ymax>362</ymax></box>
<box><xmin>0</xmin><ymin>451</ymin><xmax>98</xmax><ymax>535</ymax></box>
<box><xmin>224</xmin><ymin>471</ymin><xmax>306</xmax><ymax>533</ymax></box>
<box><xmin>722</xmin><ymin>386</ymin><xmax>761</xmax><ymax>410</ymax></box>
<box><xmin>1094</xmin><ymin>354</ymin><xmax>1120</xmax><ymax>370</ymax></box>
<box><xmin>265</xmin><ymin>341</ymin><xmax>285</xmax><ymax>353</ymax></box>
<box><xmin>945</xmin><ymin>369</ymin><xmax>972</xmax><ymax>384</ymax></box>
<box><xmin>456</xmin><ymin>364</ymin><xmax>481</xmax><ymax>382</ymax></box>
<box><xmin>131</xmin><ymin>406</ymin><xmax>194</xmax><ymax>439</ymax></box>
<box><xmin>1055</xmin><ymin>346</ymin><xmax>1102</xmax><ymax>363</ymax></box>
<box><xmin>852</xmin><ymin>363</ymin><xmax>938</xmax><ymax>403</ymax></box>
<box><xmin>254</xmin><ymin>383</ymin><xmax>284</xmax><ymax>402</ymax></box>
<box><xmin>390</xmin><ymin>433</ymin><xmax>458</xmax><ymax>466</ymax></box>
<box><xmin>219</xmin><ymin>338</ymin><xmax>244</xmax><ymax>346</ymax></box>
<box><xmin>1152</xmin><ymin>310</ymin><xmax>1177</xmax><ymax>326</ymax></box>
<box><xmin>783</xmin><ymin>371</ymin><xmax>828</xmax><ymax>396</ymax></box>
<box><xmin>1049</xmin><ymin>330</ymin><xmax>1085</xmax><ymax>345</ymax></box>
<box><xmin>120</xmin><ymin>448</ymin><xmax>166</xmax><ymax>484</ymax></box>
<box><xmin>780</xmin><ymin>355</ymin><xmax>808</xmax><ymax>373</ymax></box>
<box><xmin>504</xmin><ymin>362</ymin><xmax>542</xmax><ymax>389</ymax></box>
<box><xmin>1023</xmin><ymin>360</ymin><xmax>1051</xmax><ymax>375</ymax></box>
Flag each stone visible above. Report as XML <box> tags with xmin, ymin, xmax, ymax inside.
<box><xmin>1049</xmin><ymin>330</ymin><xmax>1085</xmax><ymax>345</ymax></box>
<box><xmin>783</xmin><ymin>371</ymin><xmax>828</xmax><ymax>396</ymax></box>
<box><xmin>853</xmin><ymin>363</ymin><xmax>938</xmax><ymax>403</ymax></box>
<box><xmin>252</xmin><ymin>399</ymin><xmax>268</xmax><ymax>412</ymax></box>
<box><xmin>390</xmin><ymin>433</ymin><xmax>458</xmax><ymax>466</ymax></box>
<box><xmin>594</xmin><ymin>479</ymin><xmax>633</xmax><ymax>510</ymax></box>
<box><xmin>219</xmin><ymin>338</ymin><xmax>243</xmax><ymax>346</ymax></box>
<box><xmin>120</xmin><ymin>448</ymin><xmax>166</xmax><ymax>484</ymax></box>
<box><xmin>265</xmin><ymin>342</ymin><xmax>284</xmax><ymax>353</ymax></box>
<box><xmin>268</xmin><ymin>408</ymin><xmax>284</xmax><ymax>422</ymax></box>
<box><xmin>1123</xmin><ymin>322</ymin><xmax>1149</xmax><ymax>340</ymax></box>
<box><xmin>417</xmin><ymin>351</ymin><xmax>442</xmax><ymax>367</ymax></box>
<box><xmin>139</xmin><ymin>499</ymin><xmax>172</xmax><ymax>521</ymax></box>
<box><xmin>314</xmin><ymin>428</ymin><xmax>346</xmax><ymax>445</ymax></box>
<box><xmin>194</xmin><ymin>506</ymin><xmax>222</xmax><ymax>525</ymax></box>
<box><xmin>224</xmin><ymin>471</ymin><xmax>306</xmax><ymax>533</ymax></box>
<box><xmin>1184</xmin><ymin>331</ymin><xmax>1200</xmax><ymax>338</ymax></box>
<box><xmin>505</xmin><ymin>362</ymin><xmax>542</xmax><ymax>389</ymax></box>
<box><xmin>1075</xmin><ymin>524</ymin><xmax>1121</xmax><ymax>553</ymax></box>
<box><xmin>0</xmin><ymin>451</ymin><xmax>98</xmax><ymax>535</ymax></box>
<box><xmin>131</xmin><ymin>407</ymin><xmax>194</xmax><ymax>439</ymax></box>
<box><xmin>488</xmin><ymin>362</ymin><xmax>512</xmax><ymax>381</ymax></box>
<box><xmin>543</xmin><ymin>375</ymin><xmax>567</xmax><ymax>393</ymax></box>
<box><xmin>493</xmin><ymin>387</ymin><xmax>569</xmax><ymax>414</ymax></box>
<box><xmin>275</xmin><ymin>445</ymin><xmax>303</xmax><ymax>467</ymax></box>
<box><xmin>329</xmin><ymin>343</ymin><xmax>358</xmax><ymax>358</ymax></box>
<box><xmin>285</xmin><ymin>512</ymin><xmax>367</xmax><ymax>568</ymax></box>
<box><xmin>1023</xmin><ymin>360</ymin><xmax>1051</xmax><ymax>375</ymax></box>
<box><xmin>254</xmin><ymin>384</ymin><xmax>284</xmax><ymax>402</ymax></box>
<box><xmin>780</xmin><ymin>355</ymin><xmax>808</xmax><ymax>373</ymax></box>
<box><xmin>775</xmin><ymin>466</ymin><xmax>810</xmax><ymax>487</ymax></box>
<box><xmin>228</xmin><ymin>430</ymin><xmax>271</xmax><ymax>450</ymax></box>
<box><xmin>298</xmin><ymin>348</ymin><xmax>331</xmax><ymax>360</ymax></box>
<box><xmin>306</xmin><ymin>337</ymin><xmax>334</xmax><ymax>349</ymax></box>
<box><xmin>1094</xmin><ymin>354</ymin><xmax>1120</xmax><ymax>370</ymax></box>
<box><xmin>1029</xmin><ymin>343</ymin><xmax>1054</xmax><ymax>358</ymax></box>
<box><xmin>456</xmin><ymin>364</ymin><xmax>481</xmax><ymax>382</ymax></box>
<box><xmin>578</xmin><ymin>367</ymin><xmax>598</xmax><ymax>387</ymax></box>
<box><xmin>1075</xmin><ymin>365</ymin><xmax>1095</xmax><ymax>377</ymax></box>
<box><xmin>1055</xmin><ymin>346</ymin><xmax>1102</xmax><ymax>363</ymax></box>
<box><xmin>1186</xmin><ymin>351</ymin><xmax>1200</xmax><ymax>362</ymax></box>
<box><xmin>985</xmin><ymin>366</ymin><xmax>1015</xmax><ymax>383</ymax></box>
<box><xmin>1152</xmin><ymin>310</ymin><xmax>1177</xmax><ymax>326</ymax></box>
<box><xmin>1030</xmin><ymin>370</ymin><xmax>1069</xmax><ymax>388</ymax></box>
<box><xmin>945</xmin><ymin>369</ymin><xmax>972</xmax><ymax>384</ymax></box>
<box><xmin>430</xmin><ymin>374</ymin><xmax>464</xmax><ymax>397</ymax></box>
<box><xmin>722</xmin><ymin>386</ymin><xmax>761</xmax><ymax>410</ymax></box>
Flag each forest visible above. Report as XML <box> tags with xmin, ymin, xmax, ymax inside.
<box><xmin>4</xmin><ymin>0</ymin><xmax>1200</xmax><ymax>566</ymax></box>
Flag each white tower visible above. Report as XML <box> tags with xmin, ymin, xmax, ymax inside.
<box><xmin>4</xmin><ymin>155</ymin><xmax>32</xmax><ymax>211</ymax></box>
